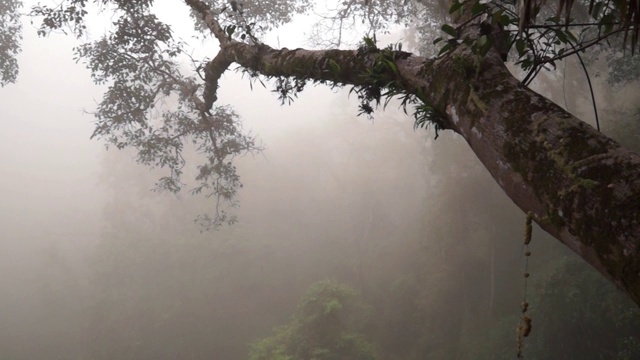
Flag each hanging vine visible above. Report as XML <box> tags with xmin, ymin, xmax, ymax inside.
<box><xmin>516</xmin><ymin>212</ymin><xmax>534</xmax><ymax>359</ymax></box>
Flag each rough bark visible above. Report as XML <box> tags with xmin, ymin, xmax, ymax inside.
<box><xmin>186</xmin><ymin>0</ymin><xmax>640</xmax><ymax>305</ymax></box>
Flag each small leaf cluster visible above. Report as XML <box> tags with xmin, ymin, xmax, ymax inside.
<box><xmin>272</xmin><ymin>76</ymin><xmax>307</xmax><ymax>105</ymax></box>
<box><xmin>30</xmin><ymin>0</ymin><xmax>88</xmax><ymax>37</ymax></box>
<box><xmin>0</xmin><ymin>0</ymin><xmax>22</xmax><ymax>86</ymax></box>
<box><xmin>351</xmin><ymin>36</ymin><xmax>445</xmax><ymax>137</ymax></box>
<box><xmin>190</xmin><ymin>0</ymin><xmax>312</xmax><ymax>38</ymax></box>
<box><xmin>352</xmin><ymin>35</ymin><xmax>410</xmax><ymax>117</ymax></box>
<box><xmin>434</xmin><ymin>0</ymin><xmax>635</xmax><ymax>84</ymax></box>
<box><xmin>434</xmin><ymin>0</ymin><xmax>500</xmax><ymax>58</ymax></box>
<box><xmin>220</xmin><ymin>7</ymin><xmax>261</xmax><ymax>44</ymax></box>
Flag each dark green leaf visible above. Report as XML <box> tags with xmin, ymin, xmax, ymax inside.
<box><xmin>438</xmin><ymin>42</ymin><xmax>453</xmax><ymax>56</ymax></box>
<box><xmin>600</xmin><ymin>13</ymin><xmax>615</xmax><ymax>33</ymax></box>
<box><xmin>449</xmin><ymin>0</ymin><xmax>463</xmax><ymax>14</ymax></box>
<box><xmin>516</xmin><ymin>38</ymin><xmax>526</xmax><ymax>56</ymax></box>
<box><xmin>497</xmin><ymin>14</ymin><xmax>511</xmax><ymax>26</ymax></box>
<box><xmin>591</xmin><ymin>1</ymin><xmax>605</xmax><ymax>18</ymax></box>
<box><xmin>385</xmin><ymin>60</ymin><xmax>398</xmax><ymax>74</ymax></box>
<box><xmin>554</xmin><ymin>29</ymin><xmax>569</xmax><ymax>43</ymax></box>
<box><xmin>226</xmin><ymin>25</ymin><xmax>236</xmax><ymax>37</ymax></box>
<box><xmin>471</xmin><ymin>1</ymin><xmax>488</xmax><ymax>15</ymax></box>
<box><xmin>441</xmin><ymin>24</ymin><xmax>457</xmax><ymax>37</ymax></box>
<box><xmin>545</xmin><ymin>16</ymin><xmax>560</xmax><ymax>23</ymax></box>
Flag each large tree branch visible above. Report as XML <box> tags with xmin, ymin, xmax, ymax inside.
<box><xmin>186</xmin><ymin>0</ymin><xmax>640</xmax><ymax>305</ymax></box>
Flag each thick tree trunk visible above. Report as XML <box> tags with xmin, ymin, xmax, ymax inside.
<box><xmin>187</xmin><ymin>0</ymin><xmax>640</xmax><ymax>305</ymax></box>
<box><xmin>429</xmin><ymin>49</ymin><xmax>640</xmax><ymax>305</ymax></box>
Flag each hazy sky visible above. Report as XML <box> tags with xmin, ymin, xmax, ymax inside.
<box><xmin>0</xmin><ymin>0</ymin><xmax>406</xmax><ymax>263</ymax></box>
<box><xmin>0</xmin><ymin>23</ymin><xmax>106</xmax><ymax>260</ymax></box>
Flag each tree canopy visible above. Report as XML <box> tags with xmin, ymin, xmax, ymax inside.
<box><xmin>3</xmin><ymin>0</ymin><xmax>640</xmax><ymax>305</ymax></box>
<box><xmin>249</xmin><ymin>280</ymin><xmax>380</xmax><ymax>360</ymax></box>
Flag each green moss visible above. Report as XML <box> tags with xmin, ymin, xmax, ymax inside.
<box><xmin>572</xmin><ymin>178</ymin><xmax>599</xmax><ymax>190</ymax></box>
<box><xmin>452</xmin><ymin>54</ymin><xmax>479</xmax><ymax>78</ymax></box>
<box><xmin>468</xmin><ymin>87</ymin><xmax>487</xmax><ymax>113</ymax></box>
<box><xmin>452</xmin><ymin>55</ymin><xmax>467</xmax><ymax>76</ymax></box>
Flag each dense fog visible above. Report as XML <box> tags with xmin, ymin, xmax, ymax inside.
<box><xmin>1</xmin><ymin>1</ymin><xmax>640</xmax><ymax>359</ymax></box>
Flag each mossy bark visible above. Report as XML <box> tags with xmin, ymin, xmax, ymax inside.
<box><xmin>424</xmin><ymin>48</ymin><xmax>640</xmax><ymax>306</ymax></box>
<box><xmin>216</xmin><ymin>41</ymin><xmax>640</xmax><ymax>305</ymax></box>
